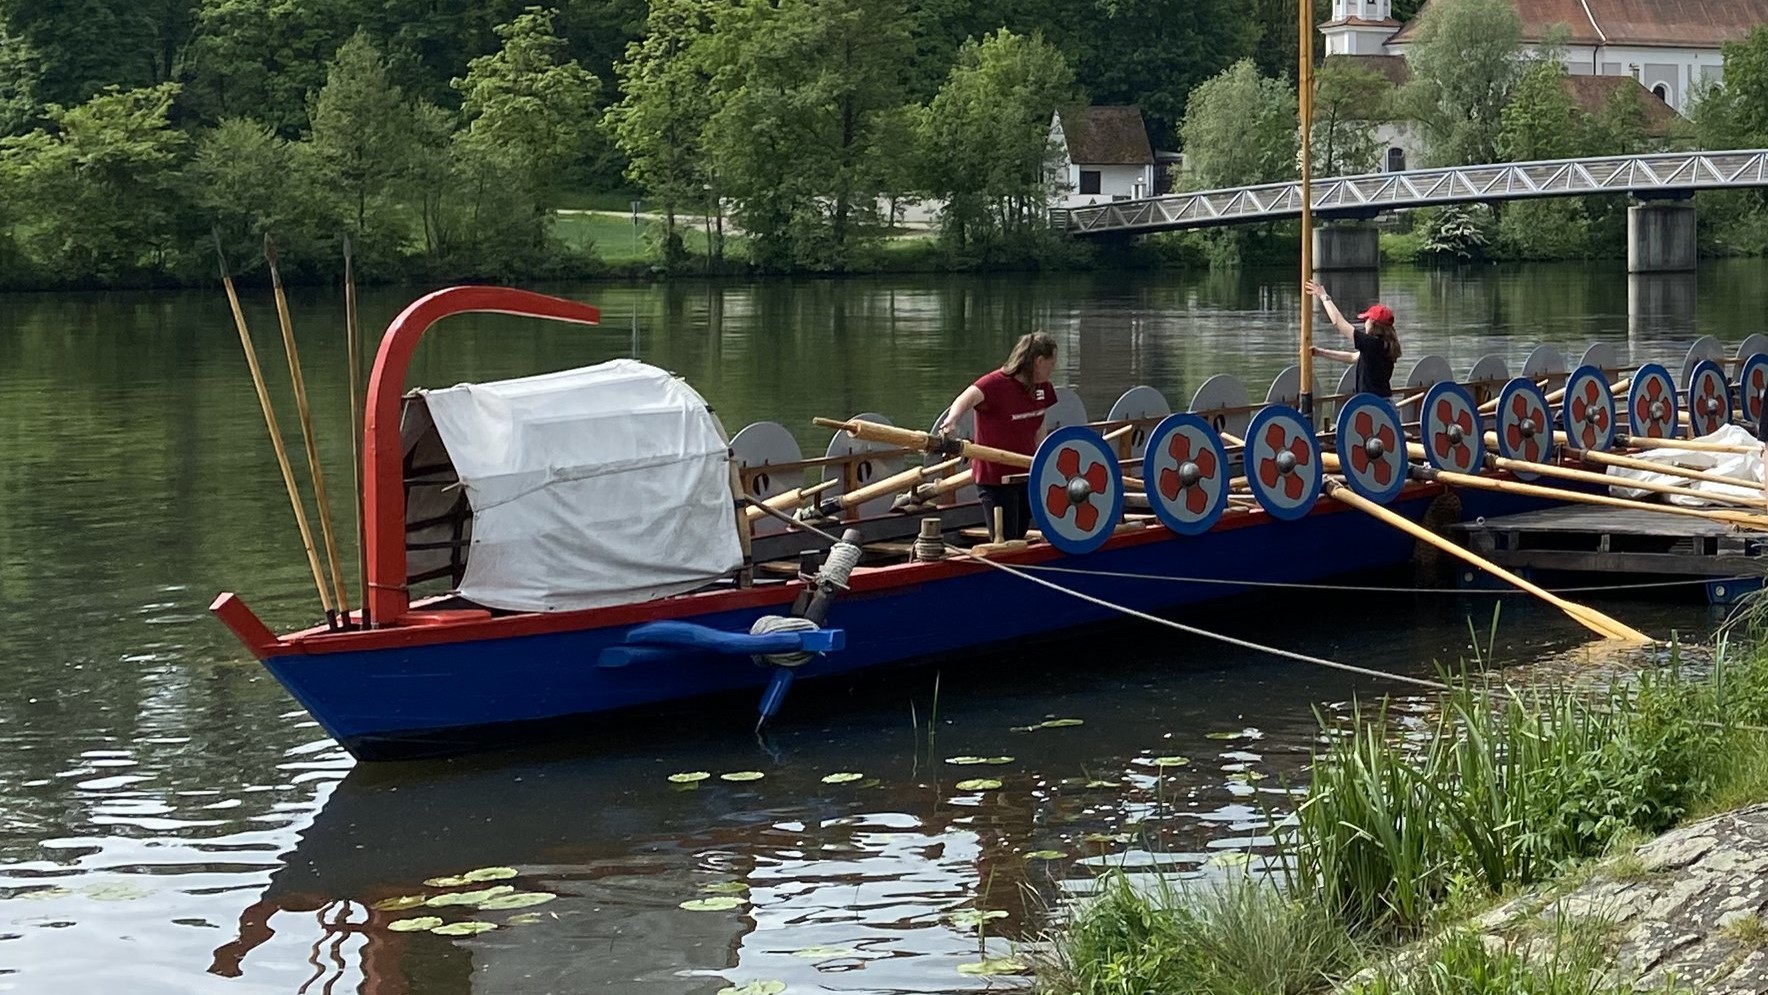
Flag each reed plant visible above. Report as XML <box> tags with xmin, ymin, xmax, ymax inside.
<box><xmin>1347</xmin><ymin>918</ymin><xmax>1690</xmax><ymax>995</ymax></box>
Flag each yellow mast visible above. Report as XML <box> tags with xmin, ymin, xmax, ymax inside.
<box><xmin>1298</xmin><ymin>0</ymin><xmax>1317</xmax><ymax>417</ymax></box>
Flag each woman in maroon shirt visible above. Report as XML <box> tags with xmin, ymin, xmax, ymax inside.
<box><xmin>934</xmin><ymin>332</ymin><xmax>1060</xmax><ymax>540</ymax></box>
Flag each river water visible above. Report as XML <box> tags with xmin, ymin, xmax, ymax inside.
<box><xmin>0</xmin><ymin>262</ymin><xmax>1760</xmax><ymax>993</ymax></box>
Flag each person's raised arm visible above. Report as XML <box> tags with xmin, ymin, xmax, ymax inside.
<box><xmin>935</xmin><ymin>384</ymin><xmax>985</xmax><ymax>435</ymax></box>
<box><xmin>1304</xmin><ymin>280</ymin><xmax>1358</xmax><ymax>342</ymax></box>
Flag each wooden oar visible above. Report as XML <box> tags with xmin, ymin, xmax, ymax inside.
<box><xmin>342</xmin><ymin>235</ymin><xmax>368</xmax><ymax>628</ymax></box>
<box><xmin>1418</xmin><ymin>465</ymin><xmax>1768</xmax><ymax>532</ymax></box>
<box><xmin>266</xmin><ymin>237</ymin><xmax>350</xmax><ymax>622</ymax></box>
<box><xmin>743</xmin><ymin>478</ymin><xmax>841</xmax><ymax>523</ymax></box>
<box><xmin>1323</xmin><ymin>477</ymin><xmax>1651</xmax><ymax>644</ymax></box>
<box><xmin>824</xmin><ymin>458</ymin><xmax>963</xmax><ymax>515</ymax></box>
<box><xmin>215</xmin><ymin>233</ymin><xmax>335</xmax><ymax>626</ymax></box>
<box><xmin>1608</xmin><ymin>432</ymin><xmax>1761</xmax><ymax>456</ymax></box>
<box><xmin>814</xmin><ymin>417</ymin><xmax>1146</xmax><ymax>489</ymax></box>
<box><xmin>1478</xmin><ymin>377</ymin><xmax>1551</xmax><ymax>415</ymax></box>
<box><xmin>1463</xmin><ymin>441</ymin><xmax>1765</xmax><ymax>509</ymax></box>
<box><xmin>1564</xmin><ymin>446</ymin><xmax>1763</xmax><ymax>493</ymax></box>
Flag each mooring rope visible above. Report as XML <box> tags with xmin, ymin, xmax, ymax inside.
<box><xmin>1004</xmin><ymin>563</ymin><xmax>1755</xmax><ymax>596</ymax></box>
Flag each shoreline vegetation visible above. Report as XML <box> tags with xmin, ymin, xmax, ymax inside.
<box><xmin>1033</xmin><ymin>599</ymin><xmax>1768</xmax><ymax>995</ymax></box>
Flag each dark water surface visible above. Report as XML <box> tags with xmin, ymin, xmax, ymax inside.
<box><xmin>0</xmin><ymin>263</ymin><xmax>1758</xmax><ymax>993</ymax></box>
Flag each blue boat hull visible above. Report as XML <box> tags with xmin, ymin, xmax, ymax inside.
<box><xmin>259</xmin><ymin>487</ymin><xmax>1554</xmax><ymax>759</ymax></box>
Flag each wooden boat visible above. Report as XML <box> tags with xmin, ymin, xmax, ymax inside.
<box><xmin>207</xmin><ymin>284</ymin><xmax>1768</xmax><ymax>759</ymax></box>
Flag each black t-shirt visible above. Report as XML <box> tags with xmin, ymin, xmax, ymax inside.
<box><xmin>1353</xmin><ymin>329</ymin><xmax>1396</xmax><ymax>397</ymax></box>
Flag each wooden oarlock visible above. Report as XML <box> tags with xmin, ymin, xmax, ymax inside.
<box><xmin>214</xmin><ymin>233</ymin><xmax>335</xmax><ymax>624</ymax></box>
<box><xmin>266</xmin><ymin>237</ymin><xmax>350</xmax><ymax>626</ymax></box>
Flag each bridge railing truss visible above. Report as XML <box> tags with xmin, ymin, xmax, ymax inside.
<box><xmin>1063</xmin><ymin>150</ymin><xmax>1768</xmax><ymax>235</ymax></box>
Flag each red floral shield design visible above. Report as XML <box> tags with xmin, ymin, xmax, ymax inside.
<box><xmin>1157</xmin><ymin>431</ymin><xmax>1219</xmax><ymax>515</ymax></box>
<box><xmin>1633</xmin><ymin>373</ymin><xmax>1674</xmax><ymax>436</ymax></box>
<box><xmin>1568</xmin><ymin>376</ymin><xmax>1611</xmax><ymax>449</ymax></box>
<box><xmin>1432</xmin><ymin>397</ymin><xmax>1474</xmax><ymax>470</ymax></box>
<box><xmin>1044</xmin><ymin>445</ymin><xmax>1110</xmax><ymax>533</ymax></box>
<box><xmin>1749</xmin><ymin>364</ymin><xmax>1767</xmax><ymax>421</ymax></box>
<box><xmin>1349</xmin><ymin>409</ymin><xmax>1399</xmax><ymax>486</ymax></box>
<box><xmin>1258</xmin><ymin>421</ymin><xmax>1313</xmax><ymax>501</ymax></box>
<box><xmin>1504</xmin><ymin>393</ymin><xmax>1546</xmax><ymax>462</ymax></box>
<box><xmin>1690</xmin><ymin>368</ymin><xmax>1727</xmax><ymax>434</ymax></box>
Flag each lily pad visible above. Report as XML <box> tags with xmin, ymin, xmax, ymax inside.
<box><xmin>425</xmin><ymin>886</ymin><xmax>515</xmax><ymax>908</ymax></box>
<box><xmin>956</xmin><ymin>955</ymin><xmax>1030</xmax><ymax>976</ymax></box>
<box><xmin>387</xmin><ymin>916</ymin><xmax>444</xmax><ymax>932</ymax></box>
<box><xmin>1024</xmin><ymin>849</ymin><xmax>1068</xmax><ymax>860</ymax></box>
<box><xmin>85</xmin><ymin>882</ymin><xmax>151</xmax><ymax>901</ymax></box>
<box><xmin>459</xmin><ymin>866</ymin><xmax>518</xmax><ymax>882</ymax></box>
<box><xmin>506</xmin><ymin>912</ymin><xmax>546</xmax><ymax>925</ymax></box>
<box><xmin>1084</xmin><ymin>779</ymin><xmax>1118</xmax><ymax>789</ymax></box>
<box><xmin>668</xmin><ymin>771</ymin><xmax>711</xmax><ymax>784</ymax></box>
<box><xmin>18</xmin><ymin>886</ymin><xmax>73</xmax><ymax>901</ymax></box>
<box><xmin>680</xmin><ymin>896</ymin><xmax>746</xmax><ymax>912</ymax></box>
<box><xmin>792</xmin><ymin>945</ymin><xmax>861</xmax><ymax>958</ymax></box>
<box><xmin>1228</xmin><ymin>771</ymin><xmax>1268</xmax><ymax>783</ymax></box>
<box><xmin>1040</xmin><ymin>718</ymin><xmax>1085</xmax><ymax>728</ymax></box>
<box><xmin>430</xmin><ymin>921</ymin><xmax>498</xmax><ymax>936</ymax></box>
<box><xmin>820</xmin><ymin>772</ymin><xmax>864</xmax><ymax>784</ymax></box>
<box><xmin>477</xmin><ymin>891</ymin><xmax>556</xmax><ymax>910</ymax></box>
<box><xmin>699</xmin><ymin>881</ymin><xmax>750</xmax><ymax>895</ymax></box>
<box><xmin>720</xmin><ymin>771</ymin><xmax>766</xmax><ymax>782</ymax></box>
<box><xmin>1207</xmin><ymin>852</ymin><xmax>1253</xmax><ymax>868</ymax></box>
<box><xmin>717</xmin><ymin>982</ymin><xmax>786</xmax><ymax>995</ymax></box>
<box><xmin>1150</xmin><ymin>756</ymin><xmax>1190</xmax><ymax>767</ymax></box>
<box><xmin>1083</xmin><ymin>832</ymin><xmax>1134</xmax><ymax>844</ymax></box>
<box><xmin>370</xmin><ymin>895</ymin><xmax>428</xmax><ymax>912</ymax></box>
<box><xmin>944</xmin><ymin>755</ymin><xmax>1014</xmax><ymax>765</ymax></box>
<box><xmin>955</xmin><ymin>778</ymin><xmax>1002</xmax><ymax>791</ymax></box>
<box><xmin>945</xmin><ymin>908</ymin><xmax>1009</xmax><ymax>928</ymax></box>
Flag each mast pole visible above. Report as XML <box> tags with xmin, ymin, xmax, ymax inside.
<box><xmin>1298</xmin><ymin>0</ymin><xmax>1317</xmax><ymax>419</ymax></box>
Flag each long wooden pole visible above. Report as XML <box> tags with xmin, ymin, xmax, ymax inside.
<box><xmin>744</xmin><ymin>478</ymin><xmax>842</xmax><ymax>524</ymax></box>
<box><xmin>1565</xmin><ymin>446</ymin><xmax>1763</xmax><ymax>492</ymax></box>
<box><xmin>1324</xmin><ymin>478</ymin><xmax>1651</xmax><ymax>643</ymax></box>
<box><xmin>343</xmin><ymin>235</ymin><xmax>368</xmax><ymax>628</ymax></box>
<box><xmin>1423</xmin><ymin>466</ymin><xmax>1768</xmax><ymax>531</ymax></box>
<box><xmin>1297</xmin><ymin>0</ymin><xmax>1316</xmax><ymax>418</ymax></box>
<box><xmin>215</xmin><ymin>234</ymin><xmax>335</xmax><ymax>622</ymax></box>
<box><xmin>1458</xmin><ymin>441</ymin><xmax>1765</xmax><ymax>509</ymax></box>
<box><xmin>266</xmin><ymin>236</ymin><xmax>350</xmax><ymax>622</ymax></box>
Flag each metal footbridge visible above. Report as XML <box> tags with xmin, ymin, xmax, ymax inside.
<box><xmin>1058</xmin><ymin>150</ymin><xmax>1768</xmax><ymax>236</ymax></box>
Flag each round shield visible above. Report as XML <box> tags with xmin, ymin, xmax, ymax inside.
<box><xmin>1105</xmin><ymin>386</ymin><xmax>1171</xmax><ymax>460</ymax></box>
<box><xmin>1627</xmin><ymin>363</ymin><xmax>1680</xmax><ymax>439</ymax></box>
<box><xmin>1560</xmin><ymin>364</ymin><xmax>1616</xmax><ymax>452</ymax></box>
<box><xmin>1336</xmin><ymin>395</ymin><xmax>1409</xmax><ymax>504</ymax></box>
<box><xmin>927</xmin><ymin>409</ymin><xmax>978</xmax><ymax>506</ymax></box>
<box><xmin>1741</xmin><ymin>353</ymin><xmax>1768</xmax><ymax>429</ymax></box>
<box><xmin>731</xmin><ymin>421</ymin><xmax>804</xmax><ymax>537</ymax></box>
<box><xmin>1465</xmin><ymin>354</ymin><xmax>1509</xmax><ymax>407</ymax></box>
<box><xmin>1265</xmin><ymin>365</ymin><xmax>1324</xmax><ymax>427</ymax></box>
<box><xmin>1244</xmin><ymin>405</ymin><xmax>1322</xmax><ymax>522</ymax></box>
<box><xmin>822</xmin><ymin>412</ymin><xmax>904</xmax><ymax>519</ymax></box>
<box><xmin>1423</xmin><ymin>382</ymin><xmax>1486</xmax><ymax>475</ymax></box>
<box><xmin>1686</xmin><ymin>359</ymin><xmax>1732</xmax><ymax>437</ymax></box>
<box><xmin>1041</xmin><ymin>387</ymin><xmax>1088</xmax><ymax>434</ymax></box>
<box><xmin>1522</xmin><ymin>345</ymin><xmax>1567</xmax><ymax>384</ymax></box>
<box><xmin>1403</xmin><ymin>355</ymin><xmax>1454</xmax><ymax>394</ymax></box>
<box><xmin>1190</xmin><ymin>373</ymin><xmax>1253</xmax><ymax>440</ymax></box>
<box><xmin>1143</xmin><ymin>413</ymin><xmax>1229</xmax><ymax>536</ymax></box>
<box><xmin>1578</xmin><ymin>342</ymin><xmax>1622</xmax><ymax>375</ymax></box>
<box><xmin>1030</xmin><ymin>426</ymin><xmax>1124</xmax><ymax>555</ymax></box>
<box><xmin>1680</xmin><ymin>335</ymin><xmax>1725</xmax><ymax>388</ymax></box>
<box><xmin>1325</xmin><ymin>365</ymin><xmax>1358</xmax><ymax>423</ymax></box>
<box><xmin>1737</xmin><ymin>334</ymin><xmax>1768</xmax><ymax>364</ymax></box>
<box><xmin>1495</xmin><ymin>378</ymin><xmax>1554</xmax><ymax>480</ymax></box>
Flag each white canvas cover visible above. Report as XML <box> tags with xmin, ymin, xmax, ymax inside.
<box><xmin>421</xmin><ymin>359</ymin><xmax>744</xmax><ymax>612</ymax></box>
<box><xmin>1606</xmin><ymin>424</ymin><xmax>1765</xmax><ymax>506</ymax></box>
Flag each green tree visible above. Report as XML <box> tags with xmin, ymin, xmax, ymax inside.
<box><xmin>1496</xmin><ymin>60</ymin><xmax>1577</xmax><ymax>162</ymax></box>
<box><xmin>0</xmin><ymin>20</ymin><xmax>42</xmax><ymax>133</ymax></box>
<box><xmin>0</xmin><ymin>83</ymin><xmax>187</xmax><ymax>280</ymax></box>
<box><xmin>181</xmin><ymin>0</ymin><xmax>355</xmax><ymax>135</ymax></box>
<box><xmin>306</xmin><ymin>30</ymin><xmax>413</xmax><ymax>240</ymax></box>
<box><xmin>1180</xmin><ymin>59</ymin><xmax>1297</xmax><ymax>189</ymax></box>
<box><xmin>1693</xmin><ymin>26</ymin><xmax>1768</xmax><ymax>148</ymax></box>
<box><xmin>1313</xmin><ymin>59</ymin><xmax>1390</xmax><ymax>176</ymax></box>
<box><xmin>703</xmin><ymin>0</ymin><xmax>915</xmax><ymax>270</ymax></box>
<box><xmin>917</xmin><ymin>29</ymin><xmax>1079</xmax><ymax>252</ymax></box>
<box><xmin>0</xmin><ymin>0</ymin><xmax>193</xmax><ymax>107</ymax></box>
<box><xmin>184</xmin><ymin>117</ymin><xmax>340</xmax><ymax>278</ymax></box>
<box><xmin>454</xmin><ymin>5</ymin><xmax>601</xmax><ymax>230</ymax></box>
<box><xmin>605</xmin><ymin>0</ymin><xmax>718</xmax><ymax>267</ymax></box>
<box><xmin>1396</xmin><ymin>0</ymin><xmax>1524</xmax><ymax>166</ymax></box>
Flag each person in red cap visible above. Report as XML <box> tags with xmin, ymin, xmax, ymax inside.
<box><xmin>1304</xmin><ymin>280</ymin><xmax>1402</xmax><ymax>398</ymax></box>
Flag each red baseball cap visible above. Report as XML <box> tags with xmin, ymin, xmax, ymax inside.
<box><xmin>1358</xmin><ymin>303</ymin><xmax>1395</xmax><ymax>324</ymax></box>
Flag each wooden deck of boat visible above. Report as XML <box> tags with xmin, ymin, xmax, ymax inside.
<box><xmin>1450</xmin><ymin>507</ymin><xmax>1768</xmax><ymax>584</ymax></box>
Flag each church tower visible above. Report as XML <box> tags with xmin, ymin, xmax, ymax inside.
<box><xmin>1321</xmin><ymin>0</ymin><xmax>1400</xmax><ymax>56</ymax></box>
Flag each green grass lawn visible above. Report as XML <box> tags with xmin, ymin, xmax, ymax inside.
<box><xmin>553</xmin><ymin>210</ymin><xmax>652</xmax><ymax>263</ymax></box>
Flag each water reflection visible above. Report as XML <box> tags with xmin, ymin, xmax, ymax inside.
<box><xmin>1</xmin><ymin>264</ymin><xmax>1763</xmax><ymax>992</ymax></box>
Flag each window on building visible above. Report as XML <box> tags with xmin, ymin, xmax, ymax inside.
<box><xmin>1652</xmin><ymin>83</ymin><xmax>1670</xmax><ymax>103</ymax></box>
<box><xmin>1386</xmin><ymin>147</ymin><xmax>1406</xmax><ymax>173</ymax></box>
<box><xmin>1079</xmin><ymin>170</ymin><xmax>1101</xmax><ymax>195</ymax></box>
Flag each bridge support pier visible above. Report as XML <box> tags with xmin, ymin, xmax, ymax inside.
<box><xmin>1627</xmin><ymin>200</ymin><xmax>1697</xmax><ymax>274</ymax></box>
<box><xmin>1312</xmin><ymin>221</ymin><xmax>1381</xmax><ymax>272</ymax></box>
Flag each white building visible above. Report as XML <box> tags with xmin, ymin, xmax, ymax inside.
<box><xmin>1048</xmin><ymin>105</ymin><xmax>1159</xmax><ymax>208</ymax></box>
<box><xmin>1322</xmin><ymin>0</ymin><xmax>1724</xmax><ymax>170</ymax></box>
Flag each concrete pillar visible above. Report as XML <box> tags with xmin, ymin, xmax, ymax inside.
<box><xmin>1627</xmin><ymin>201</ymin><xmax>1697</xmax><ymax>274</ymax></box>
<box><xmin>1312</xmin><ymin>221</ymin><xmax>1381</xmax><ymax>272</ymax></box>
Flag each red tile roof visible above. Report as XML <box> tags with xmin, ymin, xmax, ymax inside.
<box><xmin>1390</xmin><ymin>0</ymin><xmax>1768</xmax><ymax>49</ymax></box>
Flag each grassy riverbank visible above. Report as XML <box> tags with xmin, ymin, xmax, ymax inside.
<box><xmin>1037</xmin><ymin>603</ymin><xmax>1768</xmax><ymax>994</ymax></box>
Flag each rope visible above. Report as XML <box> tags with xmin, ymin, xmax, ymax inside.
<box><xmin>1003</xmin><ymin>563</ymin><xmax>1757</xmax><ymax>596</ymax></box>
<box><xmin>949</xmin><ymin>544</ymin><xmax>1451</xmax><ymax>692</ymax></box>
<box><xmin>750</xmin><ymin>614</ymin><xmax>820</xmax><ymax>667</ymax></box>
